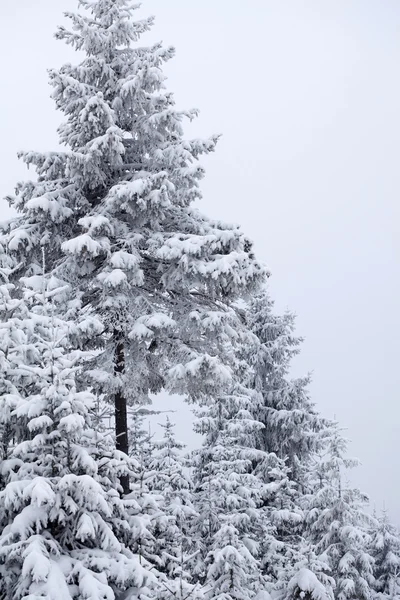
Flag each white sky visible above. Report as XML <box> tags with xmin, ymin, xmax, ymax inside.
<box><xmin>0</xmin><ymin>1</ymin><xmax>399</xmax><ymax>521</ymax></box>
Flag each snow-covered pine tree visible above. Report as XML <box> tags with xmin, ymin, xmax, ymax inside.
<box><xmin>269</xmin><ymin>519</ymin><xmax>340</xmax><ymax>600</ymax></box>
<box><xmin>303</xmin><ymin>423</ymin><xmax>376</xmax><ymax>600</ymax></box>
<box><xmin>129</xmin><ymin>407</ymin><xmax>154</xmax><ymax>507</ymax></box>
<box><xmin>369</xmin><ymin>510</ymin><xmax>400</xmax><ymax>600</ymax></box>
<box><xmin>191</xmin><ymin>336</ymin><xmax>269</xmax><ymax>599</ymax></box>
<box><xmin>189</xmin><ymin>302</ymin><xmax>325</xmax><ymax>600</ymax></box>
<box><xmin>1</xmin><ymin>0</ymin><xmax>266</xmax><ymax>494</ymax></box>
<box><xmin>233</xmin><ymin>290</ymin><xmax>309</xmax><ymax>584</ymax></box>
<box><xmin>147</xmin><ymin>417</ymin><xmax>199</xmax><ymax>599</ymax></box>
<box><xmin>280</xmin><ymin>552</ymin><xmax>335</xmax><ymax>600</ymax></box>
<box><xmin>0</xmin><ymin>272</ymin><xmax>35</xmax><ymax>497</ymax></box>
<box><xmin>242</xmin><ymin>288</ymin><xmax>326</xmax><ymax>487</ymax></box>
<box><xmin>129</xmin><ymin>409</ymin><xmax>152</xmax><ymax>465</ymax></box>
<box><xmin>127</xmin><ymin>408</ymin><xmax>192</xmax><ymax>578</ymax></box>
<box><xmin>126</xmin><ymin>410</ymin><xmax>167</xmax><ymax>573</ymax></box>
<box><xmin>235</xmin><ymin>290</ymin><xmax>346</xmax><ymax>600</ymax></box>
<box><xmin>0</xmin><ymin>269</ymin><xmax>155</xmax><ymax>599</ymax></box>
<box><xmin>193</xmin><ymin>425</ymin><xmax>264</xmax><ymax>600</ymax></box>
<box><xmin>255</xmin><ymin>449</ymin><xmax>305</xmax><ymax>586</ymax></box>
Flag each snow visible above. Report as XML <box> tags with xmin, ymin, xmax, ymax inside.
<box><xmin>97</xmin><ymin>269</ymin><xmax>128</xmax><ymax>288</ymax></box>
<box><xmin>288</xmin><ymin>568</ymin><xmax>330</xmax><ymax>600</ymax></box>
<box><xmin>62</xmin><ymin>234</ymin><xmax>109</xmax><ymax>257</ymax></box>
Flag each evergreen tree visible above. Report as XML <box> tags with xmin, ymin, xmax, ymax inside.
<box><xmin>242</xmin><ymin>288</ymin><xmax>326</xmax><ymax>486</ymax></box>
<box><xmin>126</xmin><ymin>412</ymin><xmax>165</xmax><ymax>570</ymax></box>
<box><xmin>235</xmin><ymin>289</ymin><xmax>312</xmax><ymax>586</ymax></box>
<box><xmin>129</xmin><ymin>409</ymin><xmax>152</xmax><ymax>465</ymax></box>
<box><xmin>144</xmin><ymin>417</ymin><xmax>201</xmax><ymax>600</ymax></box>
<box><xmin>191</xmin><ymin>334</ymin><xmax>268</xmax><ymax>598</ymax></box>
<box><xmin>194</xmin><ymin>424</ymin><xmax>264</xmax><ymax>600</ymax></box>
<box><xmin>127</xmin><ymin>409</ymin><xmax>185</xmax><ymax>573</ymax></box>
<box><xmin>1</xmin><ymin>0</ymin><xmax>266</xmax><ymax>495</ymax></box>
<box><xmin>303</xmin><ymin>423</ymin><xmax>375</xmax><ymax>600</ymax></box>
<box><xmin>282</xmin><ymin>565</ymin><xmax>334</xmax><ymax>600</ymax></box>
<box><xmin>149</xmin><ymin>418</ymin><xmax>197</xmax><ymax>576</ymax></box>
<box><xmin>190</xmin><ymin>296</ymin><xmax>325</xmax><ymax>600</ymax></box>
<box><xmin>0</xmin><ymin>271</ymin><xmax>154</xmax><ymax>599</ymax></box>
<box><xmin>369</xmin><ymin>511</ymin><xmax>400</xmax><ymax>600</ymax></box>
<box><xmin>255</xmin><ymin>450</ymin><xmax>304</xmax><ymax>586</ymax></box>
<box><xmin>238</xmin><ymin>291</ymin><xmax>375</xmax><ymax>600</ymax></box>
<box><xmin>0</xmin><ymin>272</ymin><xmax>29</xmax><ymax>481</ymax></box>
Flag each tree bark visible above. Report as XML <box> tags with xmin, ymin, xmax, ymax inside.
<box><xmin>114</xmin><ymin>333</ymin><xmax>130</xmax><ymax>495</ymax></box>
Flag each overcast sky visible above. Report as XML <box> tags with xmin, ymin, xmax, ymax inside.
<box><xmin>0</xmin><ymin>1</ymin><xmax>399</xmax><ymax>521</ymax></box>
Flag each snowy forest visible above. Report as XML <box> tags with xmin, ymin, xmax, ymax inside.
<box><xmin>0</xmin><ymin>1</ymin><xmax>398</xmax><ymax>599</ymax></box>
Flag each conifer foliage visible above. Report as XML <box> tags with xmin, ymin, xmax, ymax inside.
<box><xmin>0</xmin><ymin>0</ymin><xmax>264</xmax><ymax>595</ymax></box>
<box><xmin>0</xmin><ymin>1</ymin><xmax>398</xmax><ymax>600</ymax></box>
<box><xmin>0</xmin><ymin>270</ymin><xmax>150</xmax><ymax>599</ymax></box>
<box><xmin>2</xmin><ymin>0</ymin><xmax>265</xmax><ymax>495</ymax></box>
<box><xmin>243</xmin><ymin>289</ymin><xmax>324</xmax><ymax>484</ymax></box>
<box><xmin>369</xmin><ymin>511</ymin><xmax>400</xmax><ymax>600</ymax></box>
<box><xmin>303</xmin><ymin>424</ymin><xmax>376</xmax><ymax>600</ymax></box>
<box><xmin>149</xmin><ymin>418</ymin><xmax>197</xmax><ymax>578</ymax></box>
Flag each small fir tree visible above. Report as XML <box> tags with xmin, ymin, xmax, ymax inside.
<box><xmin>369</xmin><ymin>511</ymin><xmax>400</xmax><ymax>600</ymax></box>
<box><xmin>0</xmin><ymin>272</ymin><xmax>154</xmax><ymax>599</ymax></box>
<box><xmin>303</xmin><ymin>423</ymin><xmax>375</xmax><ymax>600</ymax></box>
<box><xmin>145</xmin><ymin>418</ymin><xmax>201</xmax><ymax>600</ymax></box>
<box><xmin>191</xmin><ymin>338</ymin><xmax>268</xmax><ymax>598</ymax></box>
<box><xmin>242</xmin><ymin>289</ymin><xmax>326</xmax><ymax>486</ymax></box>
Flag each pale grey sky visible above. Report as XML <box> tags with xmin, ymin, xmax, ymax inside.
<box><xmin>1</xmin><ymin>1</ymin><xmax>399</xmax><ymax>520</ymax></box>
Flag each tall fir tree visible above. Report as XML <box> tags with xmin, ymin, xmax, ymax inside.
<box><xmin>1</xmin><ymin>0</ymin><xmax>266</xmax><ymax>495</ymax></box>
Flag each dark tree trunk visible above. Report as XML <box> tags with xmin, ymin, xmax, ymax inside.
<box><xmin>114</xmin><ymin>333</ymin><xmax>130</xmax><ymax>495</ymax></box>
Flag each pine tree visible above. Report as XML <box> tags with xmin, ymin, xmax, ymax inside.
<box><xmin>282</xmin><ymin>561</ymin><xmax>334</xmax><ymax>600</ymax></box>
<box><xmin>127</xmin><ymin>430</ymin><xmax>167</xmax><ymax>575</ymax></box>
<box><xmin>369</xmin><ymin>511</ymin><xmax>400</xmax><ymax>600</ymax></box>
<box><xmin>237</xmin><ymin>290</ymin><xmax>372</xmax><ymax>600</ymax></box>
<box><xmin>1</xmin><ymin>0</ymin><xmax>266</xmax><ymax>495</ymax></box>
<box><xmin>129</xmin><ymin>409</ymin><xmax>152</xmax><ymax>464</ymax></box>
<box><xmin>242</xmin><ymin>289</ymin><xmax>326</xmax><ymax>486</ymax></box>
<box><xmin>303</xmin><ymin>423</ymin><xmax>375</xmax><ymax>600</ymax></box>
<box><xmin>149</xmin><ymin>418</ymin><xmax>197</xmax><ymax>574</ymax></box>
<box><xmin>145</xmin><ymin>418</ymin><xmax>200</xmax><ymax>600</ymax></box>
<box><xmin>191</xmin><ymin>334</ymin><xmax>268</xmax><ymax>599</ymax></box>
<box><xmin>190</xmin><ymin>296</ymin><xmax>327</xmax><ymax>600</ymax></box>
<box><xmin>255</xmin><ymin>449</ymin><xmax>304</xmax><ymax>586</ymax></box>
<box><xmin>129</xmin><ymin>407</ymin><xmax>155</xmax><ymax>509</ymax></box>
<box><xmin>0</xmin><ymin>272</ymin><xmax>29</xmax><ymax>482</ymax></box>
<box><xmin>194</xmin><ymin>426</ymin><xmax>264</xmax><ymax>600</ymax></box>
<box><xmin>0</xmin><ymin>271</ymin><xmax>154</xmax><ymax>599</ymax></box>
<box><xmin>234</xmin><ymin>290</ymin><xmax>310</xmax><ymax>587</ymax></box>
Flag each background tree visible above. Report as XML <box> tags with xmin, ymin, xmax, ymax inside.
<box><xmin>146</xmin><ymin>418</ymin><xmax>199</xmax><ymax>599</ymax></box>
<box><xmin>303</xmin><ymin>423</ymin><xmax>375</xmax><ymax>600</ymax></box>
<box><xmin>369</xmin><ymin>510</ymin><xmax>400</xmax><ymax>600</ymax></box>
<box><xmin>242</xmin><ymin>289</ymin><xmax>326</xmax><ymax>486</ymax></box>
<box><xmin>190</xmin><ymin>327</ymin><xmax>269</xmax><ymax>599</ymax></box>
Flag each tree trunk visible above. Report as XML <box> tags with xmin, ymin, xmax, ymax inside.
<box><xmin>114</xmin><ymin>333</ymin><xmax>130</xmax><ymax>495</ymax></box>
